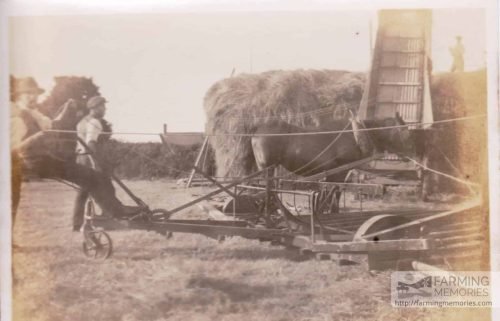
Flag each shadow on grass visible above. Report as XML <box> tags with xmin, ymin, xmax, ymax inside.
<box><xmin>153</xmin><ymin>275</ymin><xmax>282</xmax><ymax>315</ymax></box>
<box><xmin>123</xmin><ymin>245</ymin><xmax>311</xmax><ymax>262</ymax></box>
<box><xmin>186</xmin><ymin>276</ymin><xmax>279</xmax><ymax>302</ymax></box>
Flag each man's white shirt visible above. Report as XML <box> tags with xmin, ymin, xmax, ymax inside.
<box><xmin>76</xmin><ymin>115</ymin><xmax>103</xmax><ymax>154</ymax></box>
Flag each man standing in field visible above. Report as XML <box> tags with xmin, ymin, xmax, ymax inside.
<box><xmin>449</xmin><ymin>36</ymin><xmax>465</xmax><ymax>72</ymax></box>
<box><xmin>10</xmin><ymin>77</ymin><xmax>53</xmax><ymax>223</ymax></box>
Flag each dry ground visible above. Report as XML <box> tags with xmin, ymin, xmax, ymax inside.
<box><xmin>12</xmin><ymin>180</ymin><xmax>490</xmax><ymax>321</ymax></box>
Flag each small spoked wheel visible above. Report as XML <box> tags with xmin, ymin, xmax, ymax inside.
<box><xmin>83</xmin><ymin>230</ymin><xmax>113</xmax><ymax>260</ymax></box>
<box><xmin>149</xmin><ymin>208</ymin><xmax>173</xmax><ymax>239</ymax></box>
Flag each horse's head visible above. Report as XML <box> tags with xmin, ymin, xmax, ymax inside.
<box><xmin>17</xmin><ymin>77</ymin><xmax>97</xmax><ymax>161</ymax></box>
<box><xmin>375</xmin><ymin>113</ymin><xmax>415</xmax><ymax>155</ymax></box>
<box><xmin>44</xmin><ymin>98</ymin><xmax>87</xmax><ymax>161</ymax></box>
<box><xmin>39</xmin><ymin>76</ymin><xmax>97</xmax><ymax>120</ymax></box>
<box><xmin>51</xmin><ymin>99</ymin><xmax>83</xmax><ymax>130</ymax></box>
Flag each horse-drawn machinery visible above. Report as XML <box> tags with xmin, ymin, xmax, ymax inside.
<box><xmin>80</xmin><ymin>7</ymin><xmax>487</xmax><ymax>270</ymax></box>
<box><xmin>18</xmin><ymin>8</ymin><xmax>486</xmax><ymax>272</ymax></box>
<box><xmin>80</xmin><ymin>155</ymin><xmax>486</xmax><ymax>272</ymax></box>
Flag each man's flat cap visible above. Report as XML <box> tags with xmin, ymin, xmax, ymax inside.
<box><xmin>87</xmin><ymin>95</ymin><xmax>107</xmax><ymax>109</ymax></box>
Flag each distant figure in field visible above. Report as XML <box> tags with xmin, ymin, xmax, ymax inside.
<box><xmin>449</xmin><ymin>36</ymin><xmax>465</xmax><ymax>72</ymax></box>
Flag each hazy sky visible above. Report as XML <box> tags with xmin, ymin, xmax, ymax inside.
<box><xmin>9</xmin><ymin>9</ymin><xmax>486</xmax><ymax>141</ymax></box>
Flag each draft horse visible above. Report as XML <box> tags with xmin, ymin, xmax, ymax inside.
<box><xmin>250</xmin><ymin>113</ymin><xmax>414</xmax><ymax>215</ymax></box>
<box><xmin>13</xmin><ymin>98</ymin><xmax>127</xmax><ymax>224</ymax></box>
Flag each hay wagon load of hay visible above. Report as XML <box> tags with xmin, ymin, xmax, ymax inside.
<box><xmin>75</xmin><ymin>9</ymin><xmax>488</xmax><ymax>271</ymax></box>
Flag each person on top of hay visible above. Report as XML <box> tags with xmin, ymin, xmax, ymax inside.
<box><xmin>449</xmin><ymin>35</ymin><xmax>465</xmax><ymax>72</ymax></box>
<box><xmin>10</xmin><ymin>82</ymin><xmax>141</xmax><ymax>232</ymax></box>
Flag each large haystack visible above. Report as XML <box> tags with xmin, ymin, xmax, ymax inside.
<box><xmin>204</xmin><ymin>68</ymin><xmax>488</xmax><ymax>196</ymax></box>
<box><xmin>204</xmin><ymin>69</ymin><xmax>365</xmax><ymax>177</ymax></box>
<box><xmin>427</xmin><ymin>69</ymin><xmax>488</xmax><ymax>196</ymax></box>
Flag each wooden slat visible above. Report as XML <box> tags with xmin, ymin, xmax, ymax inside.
<box><xmin>311</xmin><ymin>238</ymin><xmax>431</xmax><ymax>253</ymax></box>
<box><xmin>379</xmin><ymin>82</ymin><xmax>421</xmax><ymax>86</ymax></box>
<box><xmin>381</xmin><ymin>50</ymin><xmax>425</xmax><ymax>54</ymax></box>
<box><xmin>380</xmin><ymin>66</ymin><xmax>421</xmax><ymax>70</ymax></box>
<box><xmin>377</xmin><ymin>101</ymin><xmax>420</xmax><ymax>104</ymax></box>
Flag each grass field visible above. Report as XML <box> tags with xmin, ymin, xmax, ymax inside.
<box><xmin>13</xmin><ymin>180</ymin><xmax>490</xmax><ymax>321</ymax></box>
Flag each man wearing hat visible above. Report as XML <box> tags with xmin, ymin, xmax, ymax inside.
<box><xmin>72</xmin><ymin>95</ymin><xmax>139</xmax><ymax>231</ymax></box>
<box><xmin>75</xmin><ymin>95</ymin><xmax>110</xmax><ymax>168</ymax></box>
<box><xmin>10</xmin><ymin>77</ymin><xmax>53</xmax><ymax>223</ymax></box>
<box><xmin>449</xmin><ymin>35</ymin><xmax>465</xmax><ymax>72</ymax></box>
<box><xmin>11</xmin><ymin>77</ymin><xmax>51</xmax><ymax>149</ymax></box>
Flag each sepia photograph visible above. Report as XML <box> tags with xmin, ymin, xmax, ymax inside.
<box><xmin>1</xmin><ymin>1</ymin><xmax>499</xmax><ymax>320</ymax></box>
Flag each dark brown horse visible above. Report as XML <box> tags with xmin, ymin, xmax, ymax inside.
<box><xmin>251</xmin><ymin>114</ymin><xmax>414</xmax><ymax>181</ymax></box>
<box><xmin>17</xmin><ymin>99</ymin><xmax>85</xmax><ymax>162</ymax></box>
<box><xmin>250</xmin><ymin>114</ymin><xmax>414</xmax><ymax>215</ymax></box>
